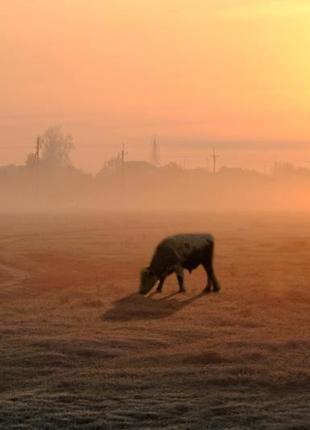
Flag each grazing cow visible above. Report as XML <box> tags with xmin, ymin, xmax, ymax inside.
<box><xmin>140</xmin><ymin>233</ymin><xmax>220</xmax><ymax>295</ymax></box>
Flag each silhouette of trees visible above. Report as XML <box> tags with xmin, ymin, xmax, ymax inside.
<box><xmin>2</xmin><ymin>129</ymin><xmax>310</xmax><ymax>210</ymax></box>
<box><xmin>25</xmin><ymin>126</ymin><xmax>74</xmax><ymax>169</ymax></box>
<box><xmin>40</xmin><ymin>126</ymin><xmax>74</xmax><ymax>168</ymax></box>
<box><xmin>271</xmin><ymin>162</ymin><xmax>296</xmax><ymax>178</ymax></box>
<box><xmin>104</xmin><ymin>153</ymin><xmax>123</xmax><ymax>170</ymax></box>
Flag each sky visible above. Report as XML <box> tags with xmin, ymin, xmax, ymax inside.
<box><xmin>1</xmin><ymin>0</ymin><xmax>310</xmax><ymax>172</ymax></box>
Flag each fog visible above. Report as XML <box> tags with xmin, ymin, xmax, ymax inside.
<box><xmin>1</xmin><ymin>157</ymin><xmax>309</xmax><ymax>213</ymax></box>
<box><xmin>0</xmin><ymin>126</ymin><xmax>308</xmax><ymax>213</ymax></box>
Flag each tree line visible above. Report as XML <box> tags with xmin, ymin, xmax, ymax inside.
<box><xmin>0</xmin><ymin>126</ymin><xmax>309</xmax><ymax>211</ymax></box>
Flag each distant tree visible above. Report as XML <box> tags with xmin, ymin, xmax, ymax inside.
<box><xmin>40</xmin><ymin>126</ymin><xmax>74</xmax><ymax>168</ymax></box>
<box><xmin>104</xmin><ymin>153</ymin><xmax>123</xmax><ymax>170</ymax></box>
<box><xmin>163</xmin><ymin>162</ymin><xmax>182</xmax><ymax>170</ymax></box>
<box><xmin>25</xmin><ymin>152</ymin><xmax>37</xmax><ymax>167</ymax></box>
<box><xmin>271</xmin><ymin>162</ymin><xmax>296</xmax><ymax>178</ymax></box>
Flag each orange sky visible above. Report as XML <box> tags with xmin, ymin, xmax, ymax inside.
<box><xmin>1</xmin><ymin>0</ymin><xmax>310</xmax><ymax>171</ymax></box>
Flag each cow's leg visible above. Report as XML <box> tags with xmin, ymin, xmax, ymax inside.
<box><xmin>204</xmin><ymin>261</ymin><xmax>220</xmax><ymax>293</ymax></box>
<box><xmin>203</xmin><ymin>262</ymin><xmax>212</xmax><ymax>293</ymax></box>
<box><xmin>156</xmin><ymin>277</ymin><xmax>165</xmax><ymax>293</ymax></box>
<box><xmin>203</xmin><ymin>241</ymin><xmax>221</xmax><ymax>293</ymax></box>
<box><xmin>203</xmin><ymin>249</ymin><xmax>221</xmax><ymax>293</ymax></box>
<box><xmin>175</xmin><ymin>266</ymin><xmax>185</xmax><ymax>293</ymax></box>
<box><xmin>212</xmin><ymin>270</ymin><xmax>221</xmax><ymax>292</ymax></box>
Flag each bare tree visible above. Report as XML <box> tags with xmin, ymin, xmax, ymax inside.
<box><xmin>40</xmin><ymin>126</ymin><xmax>74</xmax><ymax>168</ymax></box>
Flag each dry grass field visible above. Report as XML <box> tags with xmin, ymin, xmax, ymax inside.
<box><xmin>0</xmin><ymin>212</ymin><xmax>309</xmax><ymax>429</ymax></box>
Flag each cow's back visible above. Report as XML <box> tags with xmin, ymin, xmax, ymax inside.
<box><xmin>160</xmin><ymin>234</ymin><xmax>213</xmax><ymax>257</ymax></box>
<box><xmin>151</xmin><ymin>234</ymin><xmax>214</xmax><ymax>275</ymax></box>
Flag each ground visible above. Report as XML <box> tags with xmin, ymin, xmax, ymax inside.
<box><xmin>0</xmin><ymin>212</ymin><xmax>309</xmax><ymax>430</ymax></box>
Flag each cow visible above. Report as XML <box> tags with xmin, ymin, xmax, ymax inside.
<box><xmin>139</xmin><ymin>233</ymin><xmax>220</xmax><ymax>295</ymax></box>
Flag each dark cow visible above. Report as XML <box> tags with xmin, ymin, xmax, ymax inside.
<box><xmin>140</xmin><ymin>233</ymin><xmax>220</xmax><ymax>295</ymax></box>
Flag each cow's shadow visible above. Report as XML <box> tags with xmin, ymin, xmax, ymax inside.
<box><xmin>101</xmin><ymin>291</ymin><xmax>206</xmax><ymax>322</ymax></box>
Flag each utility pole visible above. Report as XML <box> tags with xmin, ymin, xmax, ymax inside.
<box><xmin>151</xmin><ymin>135</ymin><xmax>159</xmax><ymax>166</ymax></box>
<box><xmin>33</xmin><ymin>136</ymin><xmax>43</xmax><ymax>208</ymax></box>
<box><xmin>120</xmin><ymin>144</ymin><xmax>128</xmax><ymax>166</ymax></box>
<box><xmin>34</xmin><ymin>136</ymin><xmax>43</xmax><ymax>163</ymax></box>
<box><xmin>210</xmin><ymin>147</ymin><xmax>219</xmax><ymax>174</ymax></box>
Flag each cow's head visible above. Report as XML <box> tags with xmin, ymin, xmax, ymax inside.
<box><xmin>139</xmin><ymin>267</ymin><xmax>158</xmax><ymax>295</ymax></box>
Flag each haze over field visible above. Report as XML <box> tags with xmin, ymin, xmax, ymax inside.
<box><xmin>1</xmin><ymin>4</ymin><xmax>310</xmax><ymax>428</ymax></box>
<box><xmin>0</xmin><ymin>124</ymin><xmax>309</xmax><ymax>212</ymax></box>
<box><xmin>1</xmin><ymin>1</ymin><xmax>310</xmax><ymax>171</ymax></box>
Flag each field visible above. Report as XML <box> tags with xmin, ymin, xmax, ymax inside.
<box><xmin>0</xmin><ymin>212</ymin><xmax>309</xmax><ymax>430</ymax></box>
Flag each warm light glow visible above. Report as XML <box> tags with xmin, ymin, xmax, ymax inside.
<box><xmin>1</xmin><ymin>0</ymin><xmax>310</xmax><ymax>170</ymax></box>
